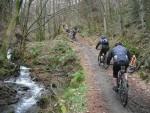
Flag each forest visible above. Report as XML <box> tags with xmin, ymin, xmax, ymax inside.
<box><xmin>0</xmin><ymin>0</ymin><xmax>150</xmax><ymax>113</ymax></box>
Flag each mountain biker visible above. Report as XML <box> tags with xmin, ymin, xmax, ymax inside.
<box><xmin>96</xmin><ymin>35</ymin><xmax>109</xmax><ymax>62</ymax></box>
<box><xmin>70</xmin><ymin>27</ymin><xmax>77</xmax><ymax>40</ymax></box>
<box><xmin>72</xmin><ymin>29</ymin><xmax>77</xmax><ymax>39</ymax></box>
<box><xmin>106</xmin><ymin>42</ymin><xmax>131</xmax><ymax>91</ymax></box>
<box><xmin>62</xmin><ymin>24</ymin><xmax>69</xmax><ymax>33</ymax></box>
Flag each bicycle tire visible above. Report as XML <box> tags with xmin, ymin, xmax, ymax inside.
<box><xmin>98</xmin><ymin>54</ymin><xmax>101</xmax><ymax>66</ymax></box>
<box><xmin>119</xmin><ymin>73</ymin><xmax>128</xmax><ymax>107</ymax></box>
<box><xmin>103</xmin><ymin>55</ymin><xmax>108</xmax><ymax>69</ymax></box>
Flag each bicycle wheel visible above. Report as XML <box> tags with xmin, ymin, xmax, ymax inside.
<box><xmin>103</xmin><ymin>55</ymin><xmax>108</xmax><ymax>69</ymax></box>
<box><xmin>98</xmin><ymin>54</ymin><xmax>101</xmax><ymax>66</ymax></box>
<box><xmin>119</xmin><ymin>75</ymin><xmax>128</xmax><ymax>107</ymax></box>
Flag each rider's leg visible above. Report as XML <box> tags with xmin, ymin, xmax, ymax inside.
<box><xmin>113</xmin><ymin>64</ymin><xmax>120</xmax><ymax>88</ymax></box>
<box><xmin>73</xmin><ymin>34</ymin><xmax>76</xmax><ymax>40</ymax></box>
<box><xmin>124</xmin><ymin>64</ymin><xmax>129</xmax><ymax>87</ymax></box>
<box><xmin>99</xmin><ymin>51</ymin><xmax>102</xmax><ymax>56</ymax></box>
<box><xmin>100</xmin><ymin>49</ymin><xmax>106</xmax><ymax>62</ymax></box>
<box><xmin>103</xmin><ymin>49</ymin><xmax>107</xmax><ymax>61</ymax></box>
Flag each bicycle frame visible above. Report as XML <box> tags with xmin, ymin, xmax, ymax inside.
<box><xmin>117</xmin><ymin>65</ymin><xmax>128</xmax><ymax>107</ymax></box>
<box><xmin>98</xmin><ymin>53</ymin><xmax>106</xmax><ymax>65</ymax></box>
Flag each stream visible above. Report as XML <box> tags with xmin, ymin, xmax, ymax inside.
<box><xmin>4</xmin><ymin>49</ymin><xmax>44</xmax><ymax>113</ymax></box>
<box><xmin>5</xmin><ymin>66</ymin><xmax>44</xmax><ymax>113</ymax></box>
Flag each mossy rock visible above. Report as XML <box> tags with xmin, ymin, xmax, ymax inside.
<box><xmin>38</xmin><ymin>96</ymin><xmax>50</xmax><ymax>109</ymax></box>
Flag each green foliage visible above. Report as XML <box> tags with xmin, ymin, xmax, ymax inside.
<box><xmin>30</xmin><ymin>46</ymin><xmax>42</xmax><ymax>58</ymax></box>
<box><xmin>80</xmin><ymin>26</ymin><xmax>92</xmax><ymax>37</ymax></box>
<box><xmin>47</xmin><ymin>40</ymin><xmax>79</xmax><ymax>73</ymax></box>
<box><xmin>63</xmin><ymin>83</ymin><xmax>87</xmax><ymax>113</ymax></box>
<box><xmin>16</xmin><ymin>0</ymin><xmax>23</xmax><ymax>24</ymax></box>
<box><xmin>70</xmin><ymin>70</ymin><xmax>85</xmax><ymax>88</ymax></box>
<box><xmin>129</xmin><ymin>0</ymin><xmax>140</xmax><ymax>22</ymax></box>
<box><xmin>143</xmin><ymin>56</ymin><xmax>150</xmax><ymax>70</ymax></box>
<box><xmin>120</xmin><ymin>38</ymin><xmax>140</xmax><ymax>56</ymax></box>
<box><xmin>0</xmin><ymin>53</ymin><xmax>6</xmax><ymax>63</ymax></box>
<box><xmin>124</xmin><ymin>41</ymin><xmax>139</xmax><ymax>56</ymax></box>
<box><xmin>58</xmin><ymin>99</ymin><xmax>68</xmax><ymax>113</ymax></box>
<box><xmin>0</xmin><ymin>60</ymin><xmax>16</xmax><ymax>79</ymax></box>
<box><xmin>52</xmin><ymin>41</ymin><xmax>72</xmax><ymax>54</ymax></box>
<box><xmin>36</xmin><ymin>28</ymin><xmax>45</xmax><ymax>41</ymax></box>
<box><xmin>139</xmin><ymin>71</ymin><xmax>149</xmax><ymax>82</ymax></box>
<box><xmin>0</xmin><ymin>53</ymin><xmax>11</xmax><ymax>78</ymax></box>
<box><xmin>26</xmin><ymin>37</ymin><xmax>80</xmax><ymax>75</ymax></box>
<box><xmin>58</xmin><ymin>70</ymin><xmax>86</xmax><ymax>113</ymax></box>
<box><xmin>143</xmin><ymin>0</ymin><xmax>150</xmax><ymax>30</ymax></box>
<box><xmin>26</xmin><ymin>36</ymin><xmax>86</xmax><ymax>113</ymax></box>
<box><xmin>0</xmin><ymin>68</ymin><xmax>9</xmax><ymax>76</ymax></box>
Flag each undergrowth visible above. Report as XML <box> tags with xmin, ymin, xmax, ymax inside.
<box><xmin>60</xmin><ymin>70</ymin><xmax>87</xmax><ymax>113</ymax></box>
<box><xmin>0</xmin><ymin>53</ymin><xmax>16</xmax><ymax>79</ymax></box>
<box><xmin>26</xmin><ymin>35</ymin><xmax>87</xmax><ymax>113</ymax></box>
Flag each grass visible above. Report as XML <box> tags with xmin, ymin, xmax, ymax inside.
<box><xmin>70</xmin><ymin>70</ymin><xmax>85</xmax><ymax>88</ymax></box>
<box><xmin>62</xmin><ymin>70</ymin><xmax>87</xmax><ymax>113</ymax></box>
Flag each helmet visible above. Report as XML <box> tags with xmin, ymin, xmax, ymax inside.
<box><xmin>115</xmin><ymin>42</ymin><xmax>123</xmax><ymax>46</ymax></box>
<box><xmin>100</xmin><ymin>35</ymin><xmax>106</xmax><ymax>39</ymax></box>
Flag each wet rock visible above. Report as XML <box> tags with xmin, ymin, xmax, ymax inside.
<box><xmin>16</xmin><ymin>85</ymin><xmax>30</xmax><ymax>91</ymax></box>
<box><xmin>32</xmin><ymin>76</ymin><xmax>40</xmax><ymax>82</ymax></box>
<box><xmin>37</xmin><ymin>96</ymin><xmax>49</xmax><ymax>109</ymax></box>
<box><xmin>0</xmin><ymin>105</ymin><xmax>15</xmax><ymax>113</ymax></box>
<box><xmin>0</xmin><ymin>84</ymin><xmax>19</xmax><ymax>106</ymax></box>
<box><xmin>21</xmin><ymin>86</ymin><xmax>30</xmax><ymax>91</ymax></box>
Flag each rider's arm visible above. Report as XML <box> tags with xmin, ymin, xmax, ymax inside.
<box><xmin>107</xmin><ymin>50</ymin><xmax>113</xmax><ymax>65</ymax></box>
<box><xmin>96</xmin><ymin>42</ymin><xmax>101</xmax><ymax>49</ymax></box>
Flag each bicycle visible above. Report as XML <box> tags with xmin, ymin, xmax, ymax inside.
<box><xmin>98</xmin><ymin>53</ymin><xmax>105</xmax><ymax>65</ymax></box>
<box><xmin>97</xmin><ymin>51</ymin><xmax>108</xmax><ymax>69</ymax></box>
<box><xmin>117</xmin><ymin>64</ymin><xmax>129</xmax><ymax>107</ymax></box>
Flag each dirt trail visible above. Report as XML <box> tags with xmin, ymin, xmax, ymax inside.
<box><xmin>72</xmin><ymin>38</ymin><xmax>150</xmax><ymax>113</ymax></box>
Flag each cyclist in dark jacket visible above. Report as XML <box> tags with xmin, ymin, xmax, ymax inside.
<box><xmin>72</xmin><ymin>29</ymin><xmax>77</xmax><ymax>39</ymax></box>
<box><xmin>96</xmin><ymin>35</ymin><xmax>109</xmax><ymax>58</ymax></box>
<box><xmin>107</xmin><ymin>42</ymin><xmax>131</xmax><ymax>91</ymax></box>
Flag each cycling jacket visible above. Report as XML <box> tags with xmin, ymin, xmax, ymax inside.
<box><xmin>107</xmin><ymin>45</ymin><xmax>131</xmax><ymax>65</ymax></box>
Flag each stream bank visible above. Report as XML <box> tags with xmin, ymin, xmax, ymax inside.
<box><xmin>0</xmin><ymin>35</ymin><xmax>87</xmax><ymax>113</ymax></box>
<box><xmin>0</xmin><ymin>59</ymin><xmax>19</xmax><ymax>113</ymax></box>
<box><xmin>24</xmin><ymin>35</ymin><xmax>86</xmax><ymax>113</ymax></box>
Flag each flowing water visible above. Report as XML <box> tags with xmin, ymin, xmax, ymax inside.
<box><xmin>5</xmin><ymin>66</ymin><xmax>44</xmax><ymax>113</ymax></box>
